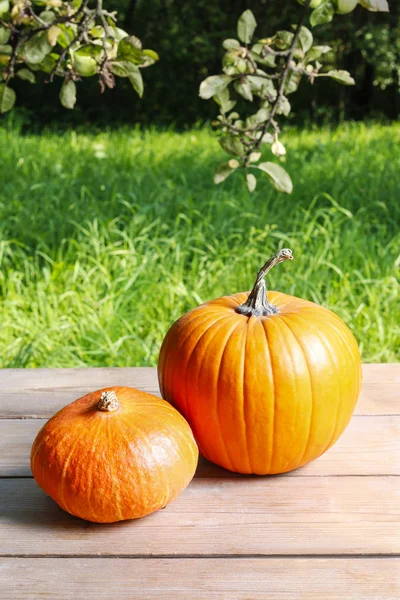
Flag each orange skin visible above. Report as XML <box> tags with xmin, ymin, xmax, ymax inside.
<box><xmin>31</xmin><ymin>386</ymin><xmax>198</xmax><ymax>523</ymax></box>
<box><xmin>158</xmin><ymin>291</ymin><xmax>362</xmax><ymax>475</ymax></box>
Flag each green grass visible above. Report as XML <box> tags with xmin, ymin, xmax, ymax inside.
<box><xmin>0</xmin><ymin>121</ymin><xmax>399</xmax><ymax>367</ymax></box>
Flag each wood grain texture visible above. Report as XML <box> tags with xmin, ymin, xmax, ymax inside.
<box><xmin>0</xmin><ymin>365</ymin><xmax>399</xmax><ymax>597</ymax></box>
<box><xmin>1</xmin><ymin>477</ymin><xmax>399</xmax><ymax>556</ymax></box>
<box><xmin>0</xmin><ymin>364</ymin><xmax>399</xmax><ymax>418</ymax></box>
<box><xmin>0</xmin><ymin>367</ymin><xmax>161</xmax><ymax>418</ymax></box>
<box><xmin>1</xmin><ymin>558</ymin><xmax>399</xmax><ymax>599</ymax></box>
<box><xmin>1</xmin><ymin>415</ymin><xmax>399</xmax><ymax>478</ymax></box>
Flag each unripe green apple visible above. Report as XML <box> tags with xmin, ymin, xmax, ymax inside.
<box><xmin>297</xmin><ymin>0</ymin><xmax>323</xmax><ymax>8</ymax></box>
<box><xmin>236</xmin><ymin>58</ymin><xmax>248</xmax><ymax>73</ymax></box>
<box><xmin>73</xmin><ymin>54</ymin><xmax>97</xmax><ymax>77</ymax></box>
<box><xmin>335</xmin><ymin>0</ymin><xmax>359</xmax><ymax>14</ymax></box>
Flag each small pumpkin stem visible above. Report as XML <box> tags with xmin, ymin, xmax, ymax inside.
<box><xmin>236</xmin><ymin>248</ymin><xmax>293</xmax><ymax>317</ymax></box>
<box><xmin>97</xmin><ymin>390</ymin><xmax>119</xmax><ymax>412</ymax></box>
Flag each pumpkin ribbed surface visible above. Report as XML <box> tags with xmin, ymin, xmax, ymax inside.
<box><xmin>158</xmin><ymin>290</ymin><xmax>362</xmax><ymax>475</ymax></box>
<box><xmin>31</xmin><ymin>386</ymin><xmax>198</xmax><ymax>523</ymax></box>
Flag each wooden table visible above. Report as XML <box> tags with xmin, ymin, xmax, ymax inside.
<box><xmin>0</xmin><ymin>365</ymin><xmax>399</xmax><ymax>599</ymax></box>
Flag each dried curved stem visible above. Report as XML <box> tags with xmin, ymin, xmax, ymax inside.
<box><xmin>236</xmin><ymin>248</ymin><xmax>293</xmax><ymax>317</ymax></box>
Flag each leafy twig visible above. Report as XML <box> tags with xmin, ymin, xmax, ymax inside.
<box><xmin>244</xmin><ymin>0</ymin><xmax>312</xmax><ymax>164</ymax></box>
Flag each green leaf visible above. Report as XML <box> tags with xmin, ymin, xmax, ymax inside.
<box><xmin>117</xmin><ymin>35</ymin><xmax>144</xmax><ymax>63</ymax></box>
<box><xmin>110</xmin><ymin>27</ymin><xmax>129</xmax><ymax>42</ymax></box>
<box><xmin>0</xmin><ymin>83</ymin><xmax>15</xmax><ymax>113</ymax></box>
<box><xmin>111</xmin><ymin>60</ymin><xmax>144</xmax><ymax>97</ymax></box>
<box><xmin>251</xmin><ymin>44</ymin><xmax>276</xmax><ymax>68</ymax></box>
<box><xmin>75</xmin><ymin>45</ymin><xmax>103</xmax><ymax>58</ymax></box>
<box><xmin>223</xmin><ymin>39</ymin><xmax>240</xmax><ymax>50</ymax></box>
<box><xmin>306</xmin><ymin>45</ymin><xmax>331</xmax><ymax>62</ymax></box>
<box><xmin>16</xmin><ymin>68</ymin><xmax>35</xmax><ymax>83</ymax></box>
<box><xmin>298</xmin><ymin>26</ymin><xmax>313</xmax><ymax>53</ymax></box>
<box><xmin>310</xmin><ymin>1</ymin><xmax>335</xmax><ymax>27</ymax></box>
<box><xmin>110</xmin><ymin>61</ymin><xmax>129</xmax><ymax>78</ymax></box>
<box><xmin>0</xmin><ymin>44</ymin><xmax>11</xmax><ymax>55</ymax></box>
<box><xmin>246</xmin><ymin>108</ymin><xmax>269</xmax><ymax>128</ymax></box>
<box><xmin>234</xmin><ymin>79</ymin><xmax>253</xmax><ymax>101</ymax></box>
<box><xmin>246</xmin><ymin>173</ymin><xmax>257</xmax><ymax>192</ymax></box>
<box><xmin>284</xmin><ymin>71</ymin><xmax>301</xmax><ymax>95</ymax></box>
<box><xmin>121</xmin><ymin>35</ymin><xmax>142</xmax><ymax>50</ymax></box>
<box><xmin>237</xmin><ymin>10</ymin><xmax>257</xmax><ymax>44</ymax></box>
<box><xmin>214</xmin><ymin>87</ymin><xmax>236</xmax><ymax>113</ymax></box>
<box><xmin>199</xmin><ymin>75</ymin><xmax>232</xmax><ymax>100</ymax></box>
<box><xmin>276</xmin><ymin>96</ymin><xmax>291</xmax><ymax>116</ymax></box>
<box><xmin>39</xmin><ymin>10</ymin><xmax>56</xmax><ymax>24</ymax></box>
<box><xmin>247</xmin><ymin>75</ymin><xmax>275</xmax><ymax>98</ymax></box>
<box><xmin>324</xmin><ymin>69</ymin><xmax>355</xmax><ymax>85</ymax></box>
<box><xmin>214</xmin><ymin>160</ymin><xmax>239</xmax><ymax>184</ymax></box>
<box><xmin>275</xmin><ymin>31</ymin><xmax>294</xmax><ymax>50</ymax></box>
<box><xmin>127</xmin><ymin>65</ymin><xmax>143</xmax><ymax>97</ymax></box>
<box><xmin>59</xmin><ymin>80</ymin><xmax>76</xmax><ymax>110</ymax></box>
<box><xmin>0</xmin><ymin>27</ymin><xmax>10</xmax><ymax>45</ymax></box>
<box><xmin>256</xmin><ymin>162</ymin><xmax>293</xmax><ymax>193</ymax></box>
<box><xmin>27</xmin><ymin>53</ymin><xmax>58</xmax><ymax>74</ymax></box>
<box><xmin>0</xmin><ymin>0</ymin><xmax>9</xmax><ymax>17</ymax></box>
<box><xmin>141</xmin><ymin>49</ymin><xmax>159</xmax><ymax>65</ymax></box>
<box><xmin>91</xmin><ymin>26</ymin><xmax>105</xmax><ymax>39</ymax></box>
<box><xmin>57</xmin><ymin>25</ymin><xmax>76</xmax><ymax>50</ymax></box>
<box><xmin>219</xmin><ymin>135</ymin><xmax>244</xmax><ymax>157</ymax></box>
<box><xmin>22</xmin><ymin>32</ymin><xmax>53</xmax><ymax>65</ymax></box>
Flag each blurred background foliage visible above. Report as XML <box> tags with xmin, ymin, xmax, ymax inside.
<box><xmin>1</xmin><ymin>2</ymin><xmax>399</xmax><ymax>367</ymax></box>
<box><xmin>8</xmin><ymin>0</ymin><xmax>399</xmax><ymax>127</ymax></box>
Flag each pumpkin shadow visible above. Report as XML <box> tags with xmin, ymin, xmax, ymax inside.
<box><xmin>195</xmin><ymin>454</ymin><xmax>295</xmax><ymax>479</ymax></box>
<box><xmin>3</xmin><ymin>478</ymin><xmax>161</xmax><ymax>535</ymax></box>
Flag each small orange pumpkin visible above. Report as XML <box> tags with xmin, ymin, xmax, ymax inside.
<box><xmin>31</xmin><ymin>386</ymin><xmax>198</xmax><ymax>523</ymax></box>
<box><xmin>158</xmin><ymin>249</ymin><xmax>362</xmax><ymax>475</ymax></box>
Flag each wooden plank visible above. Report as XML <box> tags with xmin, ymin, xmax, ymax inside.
<box><xmin>0</xmin><ymin>558</ymin><xmax>399</xmax><ymax>600</ymax></box>
<box><xmin>361</xmin><ymin>364</ymin><xmax>400</xmax><ymax>383</ymax></box>
<box><xmin>360</xmin><ymin>363</ymin><xmax>400</xmax><ymax>416</ymax></box>
<box><xmin>1</xmin><ymin>415</ymin><xmax>399</xmax><ymax>478</ymax></box>
<box><xmin>196</xmin><ymin>415</ymin><xmax>400</xmax><ymax>478</ymax></box>
<box><xmin>0</xmin><ymin>367</ymin><xmax>161</xmax><ymax>418</ymax></box>
<box><xmin>0</xmin><ymin>364</ymin><xmax>398</xmax><ymax>418</ymax></box>
<box><xmin>0</xmin><ymin>367</ymin><xmax>161</xmax><ymax>389</ymax></box>
<box><xmin>1</xmin><ymin>477</ymin><xmax>399</xmax><ymax>556</ymax></box>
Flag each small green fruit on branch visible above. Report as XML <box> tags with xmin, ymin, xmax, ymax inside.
<box><xmin>335</xmin><ymin>0</ymin><xmax>359</xmax><ymax>15</ymax></box>
<box><xmin>200</xmin><ymin>0</ymin><xmax>390</xmax><ymax>193</ymax></box>
<box><xmin>0</xmin><ymin>0</ymin><xmax>158</xmax><ymax>113</ymax></box>
<box><xmin>297</xmin><ymin>0</ymin><xmax>323</xmax><ymax>8</ymax></box>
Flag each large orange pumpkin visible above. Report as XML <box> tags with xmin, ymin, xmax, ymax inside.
<box><xmin>31</xmin><ymin>386</ymin><xmax>198</xmax><ymax>522</ymax></box>
<box><xmin>158</xmin><ymin>249</ymin><xmax>362</xmax><ymax>475</ymax></box>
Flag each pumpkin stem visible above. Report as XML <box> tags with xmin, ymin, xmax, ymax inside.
<box><xmin>97</xmin><ymin>390</ymin><xmax>119</xmax><ymax>412</ymax></box>
<box><xmin>236</xmin><ymin>248</ymin><xmax>293</xmax><ymax>317</ymax></box>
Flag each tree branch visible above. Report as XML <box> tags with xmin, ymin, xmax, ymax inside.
<box><xmin>49</xmin><ymin>1</ymin><xmax>92</xmax><ymax>81</ymax></box>
<box><xmin>96</xmin><ymin>0</ymin><xmax>110</xmax><ymax>71</ymax></box>
<box><xmin>244</xmin><ymin>0</ymin><xmax>312</xmax><ymax>164</ymax></box>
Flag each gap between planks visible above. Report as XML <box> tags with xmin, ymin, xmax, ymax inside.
<box><xmin>2</xmin><ymin>553</ymin><xmax>400</xmax><ymax>559</ymax></box>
